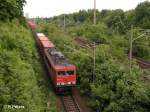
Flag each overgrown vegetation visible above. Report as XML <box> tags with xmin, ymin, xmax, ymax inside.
<box><xmin>0</xmin><ymin>21</ymin><xmax>56</xmax><ymax>112</ymax></box>
<box><xmin>0</xmin><ymin>0</ymin><xmax>57</xmax><ymax>111</ymax></box>
<box><xmin>0</xmin><ymin>0</ymin><xmax>26</xmax><ymax>25</ymax></box>
<box><xmin>36</xmin><ymin>1</ymin><xmax>150</xmax><ymax>112</ymax></box>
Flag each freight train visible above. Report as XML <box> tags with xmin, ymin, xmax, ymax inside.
<box><xmin>28</xmin><ymin>21</ymin><xmax>76</xmax><ymax>93</ymax></box>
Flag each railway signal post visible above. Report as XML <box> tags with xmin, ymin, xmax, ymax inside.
<box><xmin>64</xmin><ymin>14</ymin><xmax>66</xmax><ymax>29</ymax></box>
<box><xmin>129</xmin><ymin>25</ymin><xmax>133</xmax><ymax>73</ymax></box>
<box><xmin>93</xmin><ymin>42</ymin><xmax>96</xmax><ymax>82</ymax></box>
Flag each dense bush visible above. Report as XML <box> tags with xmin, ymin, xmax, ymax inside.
<box><xmin>0</xmin><ymin>22</ymin><xmax>56</xmax><ymax>112</ymax></box>
<box><xmin>90</xmin><ymin>61</ymin><xmax>150</xmax><ymax>112</ymax></box>
<box><xmin>0</xmin><ymin>0</ymin><xmax>26</xmax><ymax>22</ymax></box>
<box><xmin>135</xmin><ymin>1</ymin><xmax>150</xmax><ymax>29</ymax></box>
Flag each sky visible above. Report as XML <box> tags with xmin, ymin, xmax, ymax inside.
<box><xmin>23</xmin><ymin>0</ymin><xmax>149</xmax><ymax>18</ymax></box>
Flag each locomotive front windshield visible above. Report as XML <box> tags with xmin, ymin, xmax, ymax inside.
<box><xmin>58</xmin><ymin>71</ymin><xmax>74</xmax><ymax>76</ymax></box>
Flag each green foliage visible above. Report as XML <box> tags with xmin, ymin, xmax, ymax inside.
<box><xmin>0</xmin><ymin>21</ymin><xmax>56</xmax><ymax>112</ymax></box>
<box><xmin>104</xmin><ymin>9</ymin><xmax>127</xmax><ymax>34</ymax></box>
<box><xmin>38</xmin><ymin>1</ymin><xmax>150</xmax><ymax>34</ymax></box>
<box><xmin>67</xmin><ymin>23</ymin><xmax>109</xmax><ymax>44</ymax></box>
<box><xmin>133</xmin><ymin>44</ymin><xmax>150</xmax><ymax>59</ymax></box>
<box><xmin>90</xmin><ymin>61</ymin><xmax>150</xmax><ymax>112</ymax></box>
<box><xmin>0</xmin><ymin>0</ymin><xmax>26</xmax><ymax>24</ymax></box>
<box><xmin>135</xmin><ymin>1</ymin><xmax>150</xmax><ymax>29</ymax></box>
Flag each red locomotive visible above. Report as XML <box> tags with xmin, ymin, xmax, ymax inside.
<box><xmin>28</xmin><ymin>21</ymin><xmax>76</xmax><ymax>93</ymax></box>
<box><xmin>28</xmin><ymin>21</ymin><xmax>36</xmax><ymax>31</ymax></box>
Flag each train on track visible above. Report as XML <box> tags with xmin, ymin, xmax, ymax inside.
<box><xmin>28</xmin><ymin>21</ymin><xmax>76</xmax><ymax>93</ymax></box>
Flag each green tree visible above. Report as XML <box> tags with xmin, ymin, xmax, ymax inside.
<box><xmin>135</xmin><ymin>1</ymin><xmax>150</xmax><ymax>28</ymax></box>
<box><xmin>0</xmin><ymin>0</ymin><xmax>26</xmax><ymax>23</ymax></box>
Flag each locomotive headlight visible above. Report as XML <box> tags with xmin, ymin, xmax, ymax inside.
<box><xmin>57</xmin><ymin>83</ymin><xmax>60</xmax><ymax>85</ymax></box>
<box><xmin>68</xmin><ymin>82</ymin><xmax>71</xmax><ymax>84</ymax></box>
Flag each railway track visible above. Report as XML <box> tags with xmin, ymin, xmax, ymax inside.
<box><xmin>61</xmin><ymin>95</ymin><xmax>81</xmax><ymax>112</ymax></box>
<box><xmin>136</xmin><ymin>59</ymin><xmax>150</xmax><ymax>69</ymax></box>
<box><xmin>133</xmin><ymin>56</ymin><xmax>150</xmax><ymax>69</ymax></box>
<box><xmin>74</xmin><ymin>37</ymin><xmax>94</xmax><ymax>49</ymax></box>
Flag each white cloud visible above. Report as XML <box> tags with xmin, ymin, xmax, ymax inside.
<box><xmin>24</xmin><ymin>0</ymin><xmax>149</xmax><ymax>17</ymax></box>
